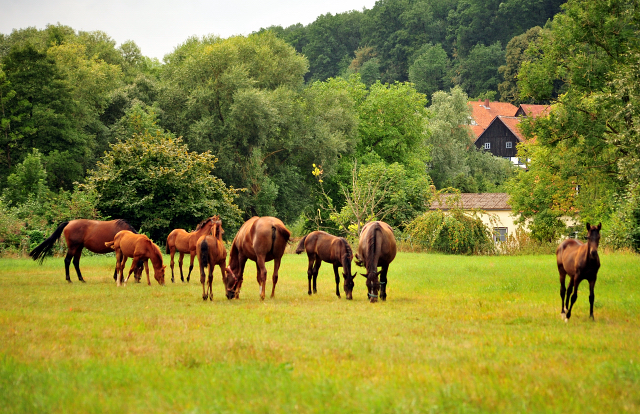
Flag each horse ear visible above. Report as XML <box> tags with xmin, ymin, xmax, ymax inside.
<box><xmin>586</xmin><ymin>222</ymin><xmax>591</xmax><ymax>232</ymax></box>
<box><xmin>162</xmin><ymin>265</ymin><xmax>167</xmax><ymax>270</ymax></box>
<box><xmin>360</xmin><ymin>273</ymin><xmax>367</xmax><ymax>278</ymax></box>
<box><xmin>597</xmin><ymin>222</ymin><xmax>602</xmax><ymax>230</ymax></box>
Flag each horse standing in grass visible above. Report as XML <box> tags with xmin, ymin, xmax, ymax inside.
<box><xmin>29</xmin><ymin>219</ymin><xmax>137</xmax><ymax>283</ymax></box>
<box><xmin>295</xmin><ymin>231</ymin><xmax>356</xmax><ymax>299</ymax></box>
<box><xmin>556</xmin><ymin>223</ymin><xmax>602</xmax><ymax>321</ymax></box>
<box><xmin>355</xmin><ymin>221</ymin><xmax>397</xmax><ymax>303</ymax></box>
<box><xmin>106</xmin><ymin>230</ymin><xmax>166</xmax><ymax>286</ymax></box>
<box><xmin>166</xmin><ymin>216</ymin><xmax>217</xmax><ymax>283</ymax></box>
<box><xmin>196</xmin><ymin>219</ymin><xmax>234</xmax><ymax>300</ymax></box>
<box><xmin>225</xmin><ymin>216</ymin><xmax>291</xmax><ymax>300</ymax></box>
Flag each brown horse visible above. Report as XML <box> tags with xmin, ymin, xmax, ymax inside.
<box><xmin>29</xmin><ymin>219</ymin><xmax>137</xmax><ymax>282</ymax></box>
<box><xmin>226</xmin><ymin>216</ymin><xmax>291</xmax><ymax>300</ymax></box>
<box><xmin>355</xmin><ymin>221</ymin><xmax>397</xmax><ymax>303</ymax></box>
<box><xmin>556</xmin><ymin>223</ymin><xmax>601</xmax><ymax>321</ymax></box>
<box><xmin>295</xmin><ymin>231</ymin><xmax>356</xmax><ymax>299</ymax></box>
<box><xmin>106</xmin><ymin>230</ymin><xmax>166</xmax><ymax>286</ymax></box>
<box><xmin>196</xmin><ymin>219</ymin><xmax>234</xmax><ymax>300</ymax></box>
<box><xmin>166</xmin><ymin>216</ymin><xmax>217</xmax><ymax>283</ymax></box>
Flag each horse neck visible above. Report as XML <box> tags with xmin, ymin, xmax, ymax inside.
<box><xmin>148</xmin><ymin>246</ymin><xmax>163</xmax><ymax>270</ymax></box>
<box><xmin>214</xmin><ymin>223</ymin><xmax>223</xmax><ymax>241</ymax></box>
<box><xmin>195</xmin><ymin>221</ymin><xmax>213</xmax><ymax>237</ymax></box>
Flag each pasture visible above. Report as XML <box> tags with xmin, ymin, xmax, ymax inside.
<box><xmin>0</xmin><ymin>251</ymin><xmax>638</xmax><ymax>413</ymax></box>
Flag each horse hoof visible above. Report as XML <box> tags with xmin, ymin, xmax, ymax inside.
<box><xmin>308</xmin><ymin>291</ymin><xmax>312</xmax><ymax>296</ymax></box>
<box><xmin>79</xmin><ymin>279</ymin><xmax>86</xmax><ymax>283</ymax></box>
<box><xmin>66</xmin><ymin>279</ymin><xmax>72</xmax><ymax>284</ymax></box>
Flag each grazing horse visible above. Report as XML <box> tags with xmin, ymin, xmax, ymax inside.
<box><xmin>196</xmin><ymin>219</ymin><xmax>234</xmax><ymax>300</ymax></box>
<box><xmin>225</xmin><ymin>216</ymin><xmax>291</xmax><ymax>300</ymax></box>
<box><xmin>166</xmin><ymin>216</ymin><xmax>217</xmax><ymax>283</ymax></box>
<box><xmin>29</xmin><ymin>219</ymin><xmax>137</xmax><ymax>283</ymax></box>
<box><xmin>106</xmin><ymin>230</ymin><xmax>166</xmax><ymax>286</ymax></box>
<box><xmin>295</xmin><ymin>231</ymin><xmax>356</xmax><ymax>299</ymax></box>
<box><xmin>556</xmin><ymin>223</ymin><xmax>602</xmax><ymax>321</ymax></box>
<box><xmin>355</xmin><ymin>221</ymin><xmax>397</xmax><ymax>303</ymax></box>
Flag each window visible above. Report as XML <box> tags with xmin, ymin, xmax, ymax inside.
<box><xmin>493</xmin><ymin>227</ymin><xmax>508</xmax><ymax>242</ymax></box>
<box><xmin>506</xmin><ymin>141</ymin><xmax>512</xmax><ymax>148</ymax></box>
<box><xmin>483</xmin><ymin>142</ymin><xmax>491</xmax><ymax>150</ymax></box>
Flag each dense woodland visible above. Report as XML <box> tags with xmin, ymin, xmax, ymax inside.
<box><xmin>1</xmin><ymin>0</ymin><xmax>639</xmax><ymax>252</ymax></box>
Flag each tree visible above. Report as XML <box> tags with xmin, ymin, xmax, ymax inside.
<box><xmin>2</xmin><ymin>148</ymin><xmax>48</xmax><ymax>206</ymax></box>
<box><xmin>84</xmin><ymin>126</ymin><xmax>242</xmax><ymax>241</ymax></box>
<box><xmin>453</xmin><ymin>41</ymin><xmax>506</xmax><ymax>99</ymax></box>
<box><xmin>513</xmin><ymin>0</ymin><xmax>639</xmax><ymax>242</ymax></box>
<box><xmin>408</xmin><ymin>43</ymin><xmax>450</xmax><ymax>100</ymax></box>
<box><xmin>498</xmin><ymin>26</ymin><xmax>542</xmax><ymax>103</ymax></box>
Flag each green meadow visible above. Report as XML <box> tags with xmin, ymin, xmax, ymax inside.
<box><xmin>0</xmin><ymin>252</ymin><xmax>638</xmax><ymax>413</ymax></box>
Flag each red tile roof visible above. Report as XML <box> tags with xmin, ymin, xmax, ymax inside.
<box><xmin>516</xmin><ymin>104</ymin><xmax>550</xmax><ymax>118</ymax></box>
<box><xmin>497</xmin><ymin>116</ymin><xmax>524</xmax><ymax>142</ymax></box>
<box><xmin>468</xmin><ymin>100</ymin><xmax>518</xmax><ymax>139</ymax></box>
<box><xmin>430</xmin><ymin>193</ymin><xmax>511</xmax><ymax>211</ymax></box>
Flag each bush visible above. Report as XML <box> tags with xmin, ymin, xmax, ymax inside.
<box><xmin>406</xmin><ymin>208</ymin><xmax>495</xmax><ymax>255</ymax></box>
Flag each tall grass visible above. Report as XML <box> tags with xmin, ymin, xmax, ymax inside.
<box><xmin>0</xmin><ymin>252</ymin><xmax>639</xmax><ymax>413</ymax></box>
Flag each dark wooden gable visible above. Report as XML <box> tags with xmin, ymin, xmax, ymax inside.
<box><xmin>473</xmin><ymin>116</ymin><xmax>520</xmax><ymax>158</ymax></box>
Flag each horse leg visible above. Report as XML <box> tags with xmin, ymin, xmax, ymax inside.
<box><xmin>333</xmin><ymin>263</ymin><xmax>341</xmax><ymax>298</ymax></box>
<box><xmin>64</xmin><ymin>253</ymin><xmax>73</xmax><ymax>283</ymax></box>
<box><xmin>380</xmin><ymin>263</ymin><xmax>389</xmax><ymax>301</ymax></box>
<box><xmin>312</xmin><ymin>259</ymin><xmax>321</xmax><ymax>294</ymax></box>
<box><xmin>566</xmin><ymin>277</ymin><xmax>582</xmax><ymax>320</ymax></box>
<box><xmin>178</xmin><ymin>252</ymin><xmax>185</xmax><ymax>282</ymax></box>
<box><xmin>270</xmin><ymin>256</ymin><xmax>282</xmax><ymax>299</ymax></box>
<box><xmin>169</xmin><ymin>249</ymin><xmax>176</xmax><ymax>283</ymax></box>
<box><xmin>306</xmin><ymin>254</ymin><xmax>315</xmax><ymax>295</ymax></box>
<box><xmin>144</xmin><ymin>261</ymin><xmax>150</xmax><ymax>286</ymax></box>
<box><xmin>200</xmin><ymin>261</ymin><xmax>207</xmax><ymax>300</ymax></box>
<box><xmin>558</xmin><ymin>266</ymin><xmax>567</xmax><ymax>315</ymax></box>
<box><xmin>207</xmin><ymin>265</ymin><xmax>214</xmax><ymax>301</ymax></box>
<box><xmin>186</xmin><ymin>251</ymin><xmax>195</xmax><ymax>283</ymax></box>
<box><xmin>589</xmin><ymin>279</ymin><xmax>596</xmax><ymax>321</ymax></box>
<box><xmin>72</xmin><ymin>249</ymin><xmax>85</xmax><ymax>283</ymax></box>
<box><xmin>254</xmin><ymin>257</ymin><xmax>268</xmax><ymax>300</ymax></box>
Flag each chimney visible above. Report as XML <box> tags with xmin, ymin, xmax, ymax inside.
<box><xmin>484</xmin><ymin>99</ymin><xmax>490</xmax><ymax>108</ymax></box>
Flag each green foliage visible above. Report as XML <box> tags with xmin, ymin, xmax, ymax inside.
<box><xmin>2</xmin><ymin>148</ymin><xmax>48</xmax><ymax>206</ymax></box>
<box><xmin>605</xmin><ymin>184</ymin><xmax>640</xmax><ymax>252</ymax></box>
<box><xmin>405</xmin><ymin>190</ymin><xmax>495</xmax><ymax>254</ymax></box>
<box><xmin>498</xmin><ymin>26</ymin><xmax>542</xmax><ymax>103</ymax></box>
<box><xmin>453</xmin><ymin>42</ymin><xmax>506</xmax><ymax>100</ymax></box>
<box><xmin>84</xmin><ymin>127</ymin><xmax>242</xmax><ymax>241</ymax></box>
<box><xmin>408</xmin><ymin>43</ymin><xmax>450</xmax><ymax>100</ymax></box>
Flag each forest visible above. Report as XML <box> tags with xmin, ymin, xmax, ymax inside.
<box><xmin>1</xmin><ymin>0</ymin><xmax>638</xmax><ymax>252</ymax></box>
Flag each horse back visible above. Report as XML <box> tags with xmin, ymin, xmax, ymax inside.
<box><xmin>556</xmin><ymin>238</ymin><xmax>584</xmax><ymax>275</ymax></box>
<box><xmin>359</xmin><ymin>221</ymin><xmax>397</xmax><ymax>268</ymax></box>
<box><xmin>67</xmin><ymin>219</ymin><xmax>131</xmax><ymax>254</ymax></box>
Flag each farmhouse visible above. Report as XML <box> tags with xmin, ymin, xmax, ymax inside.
<box><xmin>430</xmin><ymin>192</ymin><xmax>517</xmax><ymax>242</ymax></box>
<box><xmin>468</xmin><ymin>100</ymin><xmax>549</xmax><ymax>165</ymax></box>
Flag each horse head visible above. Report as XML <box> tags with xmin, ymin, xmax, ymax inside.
<box><xmin>224</xmin><ymin>266</ymin><xmax>238</xmax><ymax>299</ymax></box>
<box><xmin>342</xmin><ymin>271</ymin><xmax>357</xmax><ymax>300</ymax></box>
<box><xmin>586</xmin><ymin>222</ymin><xmax>602</xmax><ymax>260</ymax></box>
<box><xmin>154</xmin><ymin>264</ymin><xmax>167</xmax><ymax>285</ymax></box>
<box><xmin>360</xmin><ymin>271</ymin><xmax>381</xmax><ymax>303</ymax></box>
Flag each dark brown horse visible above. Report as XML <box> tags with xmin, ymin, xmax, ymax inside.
<box><xmin>556</xmin><ymin>223</ymin><xmax>601</xmax><ymax>321</ymax></box>
<box><xmin>295</xmin><ymin>231</ymin><xmax>356</xmax><ymax>299</ymax></box>
<box><xmin>196</xmin><ymin>219</ymin><xmax>234</xmax><ymax>300</ymax></box>
<box><xmin>106</xmin><ymin>230</ymin><xmax>166</xmax><ymax>286</ymax></box>
<box><xmin>29</xmin><ymin>219</ymin><xmax>137</xmax><ymax>282</ymax></box>
<box><xmin>166</xmin><ymin>216</ymin><xmax>217</xmax><ymax>283</ymax></box>
<box><xmin>225</xmin><ymin>216</ymin><xmax>291</xmax><ymax>300</ymax></box>
<box><xmin>355</xmin><ymin>221</ymin><xmax>397</xmax><ymax>303</ymax></box>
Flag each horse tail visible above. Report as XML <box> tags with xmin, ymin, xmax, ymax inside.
<box><xmin>29</xmin><ymin>221</ymin><xmax>69</xmax><ymax>264</ymax></box>
<box><xmin>295</xmin><ymin>235</ymin><xmax>308</xmax><ymax>254</ymax></box>
<box><xmin>105</xmin><ymin>241</ymin><xmax>115</xmax><ymax>250</ymax></box>
<box><xmin>366</xmin><ymin>223</ymin><xmax>382</xmax><ymax>274</ymax></box>
<box><xmin>270</xmin><ymin>226</ymin><xmax>277</xmax><ymax>255</ymax></box>
<box><xmin>200</xmin><ymin>238</ymin><xmax>209</xmax><ymax>268</ymax></box>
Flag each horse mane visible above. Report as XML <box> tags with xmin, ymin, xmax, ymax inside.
<box><xmin>116</xmin><ymin>219</ymin><xmax>137</xmax><ymax>234</ymax></box>
<box><xmin>195</xmin><ymin>218</ymin><xmax>210</xmax><ymax>231</ymax></box>
<box><xmin>340</xmin><ymin>237</ymin><xmax>353</xmax><ymax>275</ymax></box>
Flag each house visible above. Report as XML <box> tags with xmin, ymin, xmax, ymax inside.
<box><xmin>474</xmin><ymin>116</ymin><xmax>525</xmax><ymax>166</ymax></box>
<box><xmin>467</xmin><ymin>100</ymin><xmax>549</xmax><ymax>165</ymax></box>
<box><xmin>430</xmin><ymin>192</ymin><xmax>516</xmax><ymax>242</ymax></box>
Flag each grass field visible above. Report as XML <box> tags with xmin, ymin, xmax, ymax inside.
<box><xmin>0</xmin><ymin>251</ymin><xmax>639</xmax><ymax>413</ymax></box>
